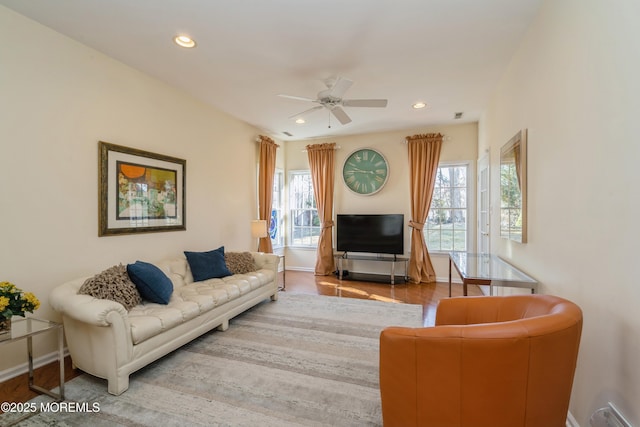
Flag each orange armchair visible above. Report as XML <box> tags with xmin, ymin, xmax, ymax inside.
<box><xmin>379</xmin><ymin>294</ymin><xmax>582</xmax><ymax>427</ymax></box>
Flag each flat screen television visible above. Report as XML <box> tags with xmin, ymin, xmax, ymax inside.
<box><xmin>336</xmin><ymin>214</ymin><xmax>404</xmax><ymax>255</ymax></box>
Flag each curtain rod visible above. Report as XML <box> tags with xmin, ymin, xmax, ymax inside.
<box><xmin>403</xmin><ymin>135</ymin><xmax>451</xmax><ymax>143</ymax></box>
<box><xmin>301</xmin><ymin>145</ymin><xmax>340</xmax><ymax>153</ymax></box>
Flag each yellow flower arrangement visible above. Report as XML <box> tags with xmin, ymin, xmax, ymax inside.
<box><xmin>0</xmin><ymin>281</ymin><xmax>40</xmax><ymax>319</ymax></box>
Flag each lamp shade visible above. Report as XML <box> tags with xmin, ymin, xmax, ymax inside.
<box><xmin>251</xmin><ymin>220</ymin><xmax>268</xmax><ymax>238</ymax></box>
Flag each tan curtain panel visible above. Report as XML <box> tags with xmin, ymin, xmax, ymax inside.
<box><xmin>406</xmin><ymin>133</ymin><xmax>443</xmax><ymax>283</ymax></box>
<box><xmin>257</xmin><ymin>135</ymin><xmax>279</xmax><ymax>253</ymax></box>
<box><xmin>306</xmin><ymin>142</ymin><xmax>336</xmax><ymax>275</ymax></box>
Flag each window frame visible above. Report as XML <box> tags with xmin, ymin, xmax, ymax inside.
<box><xmin>287</xmin><ymin>170</ymin><xmax>321</xmax><ymax>248</ymax></box>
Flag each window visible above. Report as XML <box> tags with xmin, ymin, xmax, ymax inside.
<box><xmin>270</xmin><ymin>169</ymin><xmax>284</xmax><ymax>248</ymax></box>
<box><xmin>425</xmin><ymin>164</ymin><xmax>468</xmax><ymax>251</ymax></box>
<box><xmin>289</xmin><ymin>171</ymin><xmax>320</xmax><ymax>246</ymax></box>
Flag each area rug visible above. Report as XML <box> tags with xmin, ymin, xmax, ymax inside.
<box><xmin>2</xmin><ymin>293</ymin><xmax>422</xmax><ymax>426</ymax></box>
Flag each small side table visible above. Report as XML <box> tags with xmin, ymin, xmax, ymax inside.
<box><xmin>0</xmin><ymin>317</ymin><xmax>65</xmax><ymax>401</ymax></box>
<box><xmin>448</xmin><ymin>252</ymin><xmax>538</xmax><ymax>297</ymax></box>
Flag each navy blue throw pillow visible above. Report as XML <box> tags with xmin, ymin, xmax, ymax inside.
<box><xmin>127</xmin><ymin>261</ymin><xmax>173</xmax><ymax>304</ymax></box>
<box><xmin>184</xmin><ymin>246</ymin><xmax>232</xmax><ymax>282</ymax></box>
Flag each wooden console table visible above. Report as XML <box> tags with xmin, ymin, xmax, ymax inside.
<box><xmin>448</xmin><ymin>252</ymin><xmax>538</xmax><ymax>297</ymax></box>
<box><xmin>334</xmin><ymin>252</ymin><xmax>408</xmax><ymax>285</ymax></box>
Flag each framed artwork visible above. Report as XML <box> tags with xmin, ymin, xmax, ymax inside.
<box><xmin>98</xmin><ymin>141</ymin><xmax>186</xmax><ymax>236</ymax></box>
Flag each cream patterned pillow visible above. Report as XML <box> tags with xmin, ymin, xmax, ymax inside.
<box><xmin>224</xmin><ymin>252</ymin><xmax>257</xmax><ymax>274</ymax></box>
<box><xmin>79</xmin><ymin>264</ymin><xmax>142</xmax><ymax>310</ymax></box>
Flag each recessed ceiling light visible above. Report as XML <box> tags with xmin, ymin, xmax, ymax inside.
<box><xmin>173</xmin><ymin>35</ymin><xmax>196</xmax><ymax>48</ymax></box>
<box><xmin>295</xmin><ymin>118</ymin><xmax>305</xmax><ymax>124</ymax></box>
<box><xmin>412</xmin><ymin>102</ymin><xmax>427</xmax><ymax>109</ymax></box>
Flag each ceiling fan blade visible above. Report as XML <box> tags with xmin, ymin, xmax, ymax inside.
<box><xmin>327</xmin><ymin>77</ymin><xmax>353</xmax><ymax>98</ymax></box>
<box><xmin>278</xmin><ymin>94</ymin><xmax>316</xmax><ymax>102</ymax></box>
<box><xmin>331</xmin><ymin>106</ymin><xmax>352</xmax><ymax>125</ymax></box>
<box><xmin>342</xmin><ymin>99</ymin><xmax>388</xmax><ymax>108</ymax></box>
<box><xmin>288</xmin><ymin>105</ymin><xmax>323</xmax><ymax>119</ymax></box>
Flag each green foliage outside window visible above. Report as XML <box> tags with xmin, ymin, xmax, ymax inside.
<box><xmin>425</xmin><ymin>165</ymin><xmax>468</xmax><ymax>251</ymax></box>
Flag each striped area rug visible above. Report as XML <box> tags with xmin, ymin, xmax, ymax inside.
<box><xmin>4</xmin><ymin>293</ymin><xmax>422</xmax><ymax>426</ymax></box>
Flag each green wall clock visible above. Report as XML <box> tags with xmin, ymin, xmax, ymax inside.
<box><xmin>342</xmin><ymin>148</ymin><xmax>389</xmax><ymax>195</ymax></box>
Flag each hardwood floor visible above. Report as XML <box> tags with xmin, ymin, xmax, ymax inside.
<box><xmin>282</xmin><ymin>270</ymin><xmax>482</xmax><ymax>327</ymax></box>
<box><xmin>0</xmin><ymin>356</ymin><xmax>80</xmax><ymax>409</ymax></box>
<box><xmin>0</xmin><ymin>270</ymin><xmax>480</xmax><ymax>407</ymax></box>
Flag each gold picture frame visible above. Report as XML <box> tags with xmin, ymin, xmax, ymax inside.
<box><xmin>98</xmin><ymin>141</ymin><xmax>186</xmax><ymax>236</ymax></box>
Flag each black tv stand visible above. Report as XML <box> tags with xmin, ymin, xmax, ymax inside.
<box><xmin>334</xmin><ymin>252</ymin><xmax>408</xmax><ymax>285</ymax></box>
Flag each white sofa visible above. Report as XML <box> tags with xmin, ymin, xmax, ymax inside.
<box><xmin>50</xmin><ymin>252</ymin><xmax>280</xmax><ymax>395</ymax></box>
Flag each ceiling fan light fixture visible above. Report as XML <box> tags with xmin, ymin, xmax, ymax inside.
<box><xmin>279</xmin><ymin>76</ymin><xmax>387</xmax><ymax>127</ymax></box>
<box><xmin>173</xmin><ymin>35</ymin><xmax>196</xmax><ymax>48</ymax></box>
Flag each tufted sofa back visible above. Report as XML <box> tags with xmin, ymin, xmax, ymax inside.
<box><xmin>154</xmin><ymin>252</ymin><xmax>278</xmax><ymax>290</ymax></box>
<box><xmin>155</xmin><ymin>257</ymin><xmax>193</xmax><ymax>289</ymax></box>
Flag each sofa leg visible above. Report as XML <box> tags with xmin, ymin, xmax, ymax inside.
<box><xmin>217</xmin><ymin>319</ymin><xmax>229</xmax><ymax>331</ymax></box>
<box><xmin>271</xmin><ymin>292</ymin><xmax>279</xmax><ymax>301</ymax></box>
<box><xmin>108</xmin><ymin>375</ymin><xmax>130</xmax><ymax>396</ymax></box>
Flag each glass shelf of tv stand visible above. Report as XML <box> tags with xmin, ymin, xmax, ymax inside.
<box><xmin>334</xmin><ymin>252</ymin><xmax>408</xmax><ymax>285</ymax></box>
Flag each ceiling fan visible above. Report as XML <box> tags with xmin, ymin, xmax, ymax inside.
<box><xmin>278</xmin><ymin>76</ymin><xmax>388</xmax><ymax>126</ymax></box>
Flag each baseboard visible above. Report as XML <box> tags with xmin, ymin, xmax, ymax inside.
<box><xmin>566</xmin><ymin>411</ymin><xmax>580</xmax><ymax>427</ymax></box>
<box><xmin>0</xmin><ymin>348</ymin><xmax>69</xmax><ymax>383</ymax></box>
<box><xmin>284</xmin><ymin>266</ymin><xmax>314</xmax><ymax>272</ymax></box>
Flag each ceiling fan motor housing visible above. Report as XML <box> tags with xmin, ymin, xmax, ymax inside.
<box><xmin>319</xmin><ymin>96</ymin><xmax>342</xmax><ymax>109</ymax></box>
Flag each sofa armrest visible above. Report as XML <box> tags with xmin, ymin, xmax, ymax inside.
<box><xmin>251</xmin><ymin>252</ymin><xmax>280</xmax><ymax>274</ymax></box>
<box><xmin>50</xmin><ymin>277</ymin><xmax>129</xmax><ymax>326</ymax></box>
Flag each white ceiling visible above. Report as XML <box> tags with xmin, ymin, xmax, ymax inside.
<box><xmin>1</xmin><ymin>0</ymin><xmax>541</xmax><ymax>141</ymax></box>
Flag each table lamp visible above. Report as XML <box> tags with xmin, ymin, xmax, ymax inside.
<box><xmin>251</xmin><ymin>219</ymin><xmax>268</xmax><ymax>251</ymax></box>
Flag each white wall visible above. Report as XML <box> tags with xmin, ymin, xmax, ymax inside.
<box><xmin>481</xmin><ymin>0</ymin><xmax>640</xmax><ymax>424</ymax></box>
<box><xmin>0</xmin><ymin>7</ymin><xmax>262</xmax><ymax>372</ymax></box>
<box><xmin>284</xmin><ymin>122</ymin><xmax>477</xmax><ymax>279</ymax></box>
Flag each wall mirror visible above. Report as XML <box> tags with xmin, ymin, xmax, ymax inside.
<box><xmin>500</xmin><ymin>129</ymin><xmax>527</xmax><ymax>243</ymax></box>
